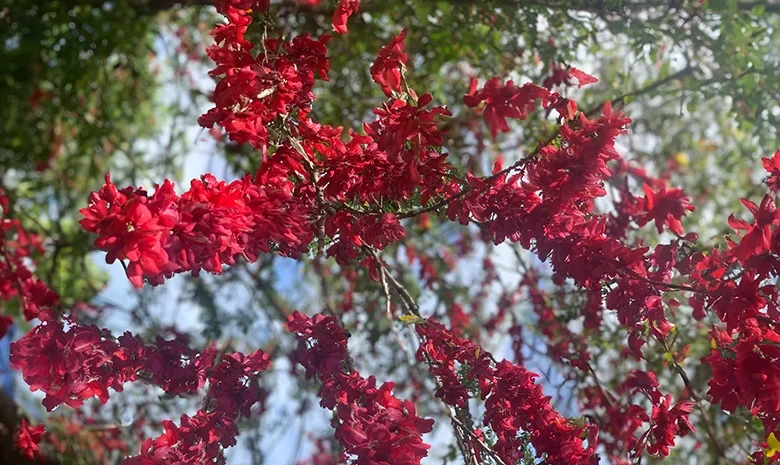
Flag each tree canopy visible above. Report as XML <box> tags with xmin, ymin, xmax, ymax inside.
<box><xmin>1</xmin><ymin>1</ymin><xmax>780</xmax><ymax>465</ymax></box>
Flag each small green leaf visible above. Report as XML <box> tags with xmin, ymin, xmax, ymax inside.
<box><xmin>399</xmin><ymin>314</ymin><xmax>426</xmax><ymax>325</ymax></box>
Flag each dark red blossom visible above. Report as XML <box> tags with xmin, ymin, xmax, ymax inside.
<box><xmin>287</xmin><ymin>312</ymin><xmax>433</xmax><ymax>465</ymax></box>
<box><xmin>543</xmin><ymin>64</ymin><xmax>599</xmax><ymax>89</ymax></box>
<box><xmin>80</xmin><ymin>173</ymin><xmax>313</xmax><ymax>287</ymax></box>
<box><xmin>123</xmin><ymin>349</ymin><xmax>270</xmax><ymax>465</ymax></box>
<box><xmin>200</xmin><ymin>0</ymin><xmax>330</xmax><ymax>150</ymax></box>
<box><xmin>568</xmin><ymin>67</ymin><xmax>599</xmax><ymax>87</ymax></box>
<box><xmin>1</xmin><ymin>189</ymin><xmax>60</xmax><ymax>321</ymax></box>
<box><xmin>637</xmin><ymin>182</ymin><xmax>694</xmax><ymax>236</ymax></box>
<box><xmin>370</xmin><ymin>30</ymin><xmax>408</xmax><ymax>97</ymax></box>
<box><xmin>728</xmin><ymin>195</ymin><xmax>780</xmax><ymax>262</ymax></box>
<box><xmin>416</xmin><ymin>319</ymin><xmax>597</xmax><ymax>465</ymax></box>
<box><xmin>15</xmin><ymin>418</ymin><xmax>46</xmax><ymax>459</ymax></box>
<box><xmin>763</xmin><ymin>149</ymin><xmax>780</xmax><ymax>191</ymax></box>
<box><xmin>643</xmin><ymin>396</ymin><xmax>695</xmax><ymax>457</ymax></box>
<box><xmin>332</xmin><ymin>0</ymin><xmax>359</xmax><ymax>34</ymax></box>
<box><xmin>464</xmin><ymin>77</ymin><xmax>550</xmax><ymax>138</ymax></box>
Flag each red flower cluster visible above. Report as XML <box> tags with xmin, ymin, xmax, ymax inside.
<box><xmin>447</xmin><ymin>100</ymin><xmax>702</xmax><ymax>355</ymax></box>
<box><xmin>703</xmin><ymin>320</ymin><xmax>780</xmax><ymax>438</ymax></box>
<box><xmin>464</xmin><ymin>78</ymin><xmax>551</xmax><ymax>138</ymax></box>
<box><xmin>287</xmin><ymin>311</ymin><xmax>434</xmax><ymax>465</ymax></box>
<box><xmin>124</xmin><ymin>350</ymin><xmax>270</xmax><ymax>465</ymax></box>
<box><xmin>10</xmin><ymin>320</ymin><xmax>218</xmax><ymax>411</ymax></box>
<box><xmin>1</xmin><ymin>188</ymin><xmax>60</xmax><ymax>323</ymax></box>
<box><xmin>198</xmin><ymin>0</ymin><xmax>330</xmax><ymax>152</ymax></box>
<box><xmin>11</xmin><ymin>313</ymin><xmax>270</xmax><ymax>465</ymax></box>
<box><xmin>80</xmin><ymin>173</ymin><xmax>312</xmax><ymax>287</ymax></box>
<box><xmin>33</xmin><ymin>0</ymin><xmax>780</xmax><ymax>460</ymax></box>
<box><xmin>83</xmin><ymin>5</ymin><xmax>459</xmax><ymax>291</ymax></box>
<box><xmin>463</xmin><ymin>77</ymin><xmax>578</xmax><ymax>138</ymax></box>
<box><xmin>579</xmin><ymin>370</ymin><xmax>694</xmax><ymax>463</ymax></box>
<box><xmin>669</xmin><ymin>157</ymin><xmax>780</xmax><ymax>441</ymax></box>
<box><xmin>416</xmin><ymin>318</ymin><xmax>597</xmax><ymax>465</ymax></box>
<box><xmin>637</xmin><ymin>183</ymin><xmax>695</xmax><ymax>236</ymax></box>
<box><xmin>643</xmin><ymin>396</ymin><xmax>695</xmax><ymax>457</ymax></box>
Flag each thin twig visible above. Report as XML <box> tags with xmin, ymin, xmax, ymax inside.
<box><xmin>371</xmin><ymin>248</ymin><xmax>410</xmax><ymax>353</ymax></box>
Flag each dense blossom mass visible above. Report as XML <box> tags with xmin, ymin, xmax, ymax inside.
<box><xmin>2</xmin><ymin>0</ymin><xmax>780</xmax><ymax>463</ymax></box>
<box><xmin>79</xmin><ymin>173</ymin><xmax>312</xmax><ymax>287</ymax></box>
<box><xmin>287</xmin><ymin>312</ymin><xmax>434</xmax><ymax>465</ymax></box>
<box><xmin>1</xmin><ymin>188</ymin><xmax>60</xmax><ymax>324</ymax></box>
<box><xmin>417</xmin><ymin>319</ymin><xmax>598</xmax><ymax>465</ymax></box>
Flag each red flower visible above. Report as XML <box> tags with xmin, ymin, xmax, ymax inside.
<box><xmin>16</xmin><ymin>418</ymin><xmax>46</xmax><ymax>459</ymax></box>
<box><xmin>416</xmin><ymin>319</ymin><xmax>597</xmax><ymax>465</ymax></box>
<box><xmin>370</xmin><ymin>30</ymin><xmax>408</xmax><ymax>96</ymax></box>
<box><xmin>735</xmin><ymin>324</ymin><xmax>780</xmax><ymax>430</ymax></box>
<box><xmin>543</xmin><ymin>64</ymin><xmax>599</xmax><ymax>89</ymax></box>
<box><xmin>288</xmin><ymin>312</ymin><xmax>434</xmax><ymax>465</ymax></box>
<box><xmin>80</xmin><ymin>173</ymin><xmax>313</xmax><ymax>287</ymax></box>
<box><xmin>622</xmin><ymin>370</ymin><xmax>663</xmax><ymax>404</ymax></box>
<box><xmin>645</xmin><ymin>396</ymin><xmax>695</xmax><ymax>457</ymax></box>
<box><xmin>464</xmin><ymin>77</ymin><xmax>550</xmax><ymax>138</ymax></box>
<box><xmin>638</xmin><ymin>182</ymin><xmax>694</xmax><ymax>236</ymax></box>
<box><xmin>762</xmin><ymin>149</ymin><xmax>780</xmax><ymax>191</ymax></box>
<box><xmin>567</xmin><ymin>67</ymin><xmax>599</xmax><ymax>88</ymax></box>
<box><xmin>332</xmin><ymin>0</ymin><xmax>359</xmax><ymax>34</ymax></box>
<box><xmin>728</xmin><ymin>195</ymin><xmax>780</xmax><ymax>261</ymax></box>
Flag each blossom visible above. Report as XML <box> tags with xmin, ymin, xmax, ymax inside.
<box><xmin>464</xmin><ymin>77</ymin><xmax>550</xmax><ymax>138</ymax></box>
<box><xmin>1</xmin><ymin>190</ymin><xmax>61</xmax><ymax>321</ymax></box>
<box><xmin>644</xmin><ymin>396</ymin><xmax>695</xmax><ymax>457</ymax></box>
<box><xmin>637</xmin><ymin>182</ymin><xmax>694</xmax><ymax>236</ymax></box>
<box><xmin>15</xmin><ymin>418</ymin><xmax>46</xmax><ymax>459</ymax></box>
<box><xmin>370</xmin><ymin>30</ymin><xmax>408</xmax><ymax>96</ymax></box>
<box><xmin>543</xmin><ymin>64</ymin><xmax>599</xmax><ymax>89</ymax></box>
<box><xmin>416</xmin><ymin>319</ymin><xmax>597</xmax><ymax>465</ymax></box>
<box><xmin>200</xmin><ymin>0</ymin><xmax>330</xmax><ymax>149</ymax></box>
<box><xmin>728</xmin><ymin>195</ymin><xmax>780</xmax><ymax>262</ymax></box>
<box><xmin>762</xmin><ymin>149</ymin><xmax>780</xmax><ymax>191</ymax></box>
<box><xmin>287</xmin><ymin>312</ymin><xmax>434</xmax><ymax>465</ymax></box>
<box><xmin>123</xmin><ymin>349</ymin><xmax>270</xmax><ymax>465</ymax></box>
<box><xmin>80</xmin><ymin>173</ymin><xmax>313</xmax><ymax>287</ymax></box>
<box><xmin>567</xmin><ymin>67</ymin><xmax>599</xmax><ymax>88</ymax></box>
<box><xmin>332</xmin><ymin>0</ymin><xmax>359</xmax><ymax>34</ymax></box>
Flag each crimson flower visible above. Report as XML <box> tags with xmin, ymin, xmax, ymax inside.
<box><xmin>464</xmin><ymin>77</ymin><xmax>549</xmax><ymax>138</ymax></box>
<box><xmin>638</xmin><ymin>182</ymin><xmax>694</xmax><ymax>236</ymax></box>
<box><xmin>16</xmin><ymin>418</ymin><xmax>46</xmax><ymax>459</ymax></box>
<box><xmin>762</xmin><ymin>149</ymin><xmax>780</xmax><ymax>191</ymax></box>
<box><xmin>370</xmin><ymin>30</ymin><xmax>408</xmax><ymax>96</ymax></box>
<box><xmin>332</xmin><ymin>0</ymin><xmax>359</xmax><ymax>34</ymax></box>
<box><xmin>645</xmin><ymin>396</ymin><xmax>695</xmax><ymax>457</ymax></box>
<box><xmin>567</xmin><ymin>67</ymin><xmax>599</xmax><ymax>87</ymax></box>
<box><xmin>728</xmin><ymin>195</ymin><xmax>780</xmax><ymax>261</ymax></box>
